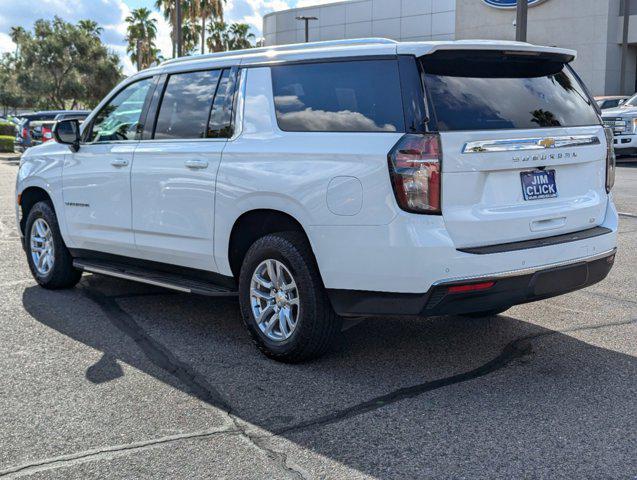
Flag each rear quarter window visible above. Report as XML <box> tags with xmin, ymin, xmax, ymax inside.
<box><xmin>421</xmin><ymin>51</ymin><xmax>601</xmax><ymax>131</ymax></box>
<box><xmin>271</xmin><ymin>59</ymin><xmax>405</xmax><ymax>133</ymax></box>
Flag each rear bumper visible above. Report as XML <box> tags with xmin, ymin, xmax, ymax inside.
<box><xmin>327</xmin><ymin>248</ymin><xmax>616</xmax><ymax>317</ymax></box>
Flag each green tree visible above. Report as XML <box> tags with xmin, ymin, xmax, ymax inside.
<box><xmin>156</xmin><ymin>0</ymin><xmax>225</xmax><ymax>57</ymax></box>
<box><xmin>206</xmin><ymin>20</ymin><xmax>229</xmax><ymax>52</ymax></box>
<box><xmin>182</xmin><ymin>18</ymin><xmax>202</xmax><ymax>55</ymax></box>
<box><xmin>0</xmin><ymin>54</ymin><xmax>26</xmax><ymax>115</ymax></box>
<box><xmin>155</xmin><ymin>0</ymin><xmax>177</xmax><ymax>57</ymax></box>
<box><xmin>10</xmin><ymin>17</ymin><xmax>121</xmax><ymax>109</ymax></box>
<box><xmin>194</xmin><ymin>0</ymin><xmax>225</xmax><ymax>54</ymax></box>
<box><xmin>228</xmin><ymin>23</ymin><xmax>255</xmax><ymax>51</ymax></box>
<box><xmin>9</xmin><ymin>26</ymin><xmax>26</xmax><ymax>55</ymax></box>
<box><xmin>125</xmin><ymin>7</ymin><xmax>160</xmax><ymax>70</ymax></box>
<box><xmin>78</xmin><ymin>19</ymin><xmax>103</xmax><ymax>38</ymax></box>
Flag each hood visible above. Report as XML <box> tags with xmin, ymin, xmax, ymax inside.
<box><xmin>21</xmin><ymin>139</ymin><xmax>69</xmax><ymax>158</ymax></box>
<box><xmin>602</xmin><ymin>105</ymin><xmax>637</xmax><ymax>117</ymax></box>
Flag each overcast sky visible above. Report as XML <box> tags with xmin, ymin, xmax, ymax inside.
<box><xmin>0</xmin><ymin>0</ymin><xmax>342</xmax><ymax>74</ymax></box>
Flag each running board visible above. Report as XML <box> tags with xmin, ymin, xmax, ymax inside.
<box><xmin>73</xmin><ymin>259</ymin><xmax>238</xmax><ymax>297</ymax></box>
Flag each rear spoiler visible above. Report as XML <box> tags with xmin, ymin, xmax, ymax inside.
<box><xmin>397</xmin><ymin>41</ymin><xmax>576</xmax><ymax>63</ymax></box>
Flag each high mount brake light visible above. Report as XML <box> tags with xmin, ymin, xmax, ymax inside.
<box><xmin>387</xmin><ymin>134</ymin><xmax>441</xmax><ymax>214</ymax></box>
<box><xmin>603</xmin><ymin>127</ymin><xmax>616</xmax><ymax>193</ymax></box>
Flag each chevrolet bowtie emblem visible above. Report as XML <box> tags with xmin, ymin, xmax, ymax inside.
<box><xmin>538</xmin><ymin>138</ymin><xmax>556</xmax><ymax>148</ymax></box>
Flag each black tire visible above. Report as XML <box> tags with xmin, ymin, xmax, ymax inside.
<box><xmin>24</xmin><ymin>201</ymin><xmax>82</xmax><ymax>289</ymax></box>
<box><xmin>238</xmin><ymin>231</ymin><xmax>341</xmax><ymax>363</ymax></box>
<box><xmin>462</xmin><ymin>306</ymin><xmax>510</xmax><ymax>318</ymax></box>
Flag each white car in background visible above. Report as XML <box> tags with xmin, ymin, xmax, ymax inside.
<box><xmin>602</xmin><ymin>93</ymin><xmax>637</xmax><ymax>156</ymax></box>
<box><xmin>15</xmin><ymin>39</ymin><xmax>618</xmax><ymax>362</ymax></box>
<box><xmin>595</xmin><ymin>95</ymin><xmax>629</xmax><ymax>110</ymax></box>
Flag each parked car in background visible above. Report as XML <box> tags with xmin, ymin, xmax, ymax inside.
<box><xmin>14</xmin><ymin>110</ymin><xmax>90</xmax><ymax>151</ymax></box>
<box><xmin>31</xmin><ymin>112</ymin><xmax>91</xmax><ymax>145</ymax></box>
<box><xmin>601</xmin><ymin>93</ymin><xmax>637</xmax><ymax>155</ymax></box>
<box><xmin>595</xmin><ymin>95</ymin><xmax>630</xmax><ymax>110</ymax></box>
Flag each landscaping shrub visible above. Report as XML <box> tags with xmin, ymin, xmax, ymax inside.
<box><xmin>0</xmin><ymin>135</ymin><xmax>15</xmax><ymax>153</ymax></box>
<box><xmin>0</xmin><ymin>122</ymin><xmax>16</xmax><ymax>136</ymax></box>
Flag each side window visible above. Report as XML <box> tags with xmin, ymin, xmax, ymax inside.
<box><xmin>87</xmin><ymin>78</ymin><xmax>154</xmax><ymax>143</ymax></box>
<box><xmin>271</xmin><ymin>60</ymin><xmax>405</xmax><ymax>133</ymax></box>
<box><xmin>208</xmin><ymin>69</ymin><xmax>237</xmax><ymax>138</ymax></box>
<box><xmin>154</xmin><ymin>70</ymin><xmax>221</xmax><ymax>140</ymax></box>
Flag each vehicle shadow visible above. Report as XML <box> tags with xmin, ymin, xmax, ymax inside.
<box><xmin>21</xmin><ymin>275</ymin><xmax>637</xmax><ymax>478</ymax></box>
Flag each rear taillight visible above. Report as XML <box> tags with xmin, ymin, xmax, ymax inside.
<box><xmin>604</xmin><ymin>127</ymin><xmax>616</xmax><ymax>193</ymax></box>
<box><xmin>21</xmin><ymin>127</ymin><xmax>28</xmax><ymax>138</ymax></box>
<box><xmin>387</xmin><ymin>133</ymin><xmax>441</xmax><ymax>214</ymax></box>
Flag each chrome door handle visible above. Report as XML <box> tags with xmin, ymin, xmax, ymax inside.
<box><xmin>110</xmin><ymin>159</ymin><xmax>129</xmax><ymax>167</ymax></box>
<box><xmin>185</xmin><ymin>159</ymin><xmax>209</xmax><ymax>169</ymax></box>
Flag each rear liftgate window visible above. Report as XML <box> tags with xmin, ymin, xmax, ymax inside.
<box><xmin>420</xmin><ymin>50</ymin><xmax>601</xmax><ymax>131</ymax></box>
<box><xmin>271</xmin><ymin>59</ymin><xmax>405</xmax><ymax>133</ymax></box>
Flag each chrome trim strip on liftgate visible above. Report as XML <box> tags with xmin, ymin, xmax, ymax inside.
<box><xmin>462</xmin><ymin>134</ymin><xmax>600</xmax><ymax>154</ymax></box>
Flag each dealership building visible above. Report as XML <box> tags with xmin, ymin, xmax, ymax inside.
<box><xmin>263</xmin><ymin>0</ymin><xmax>637</xmax><ymax>96</ymax></box>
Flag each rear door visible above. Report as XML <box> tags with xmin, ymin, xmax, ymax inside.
<box><xmin>131</xmin><ymin>67</ymin><xmax>237</xmax><ymax>270</ymax></box>
<box><xmin>420</xmin><ymin>50</ymin><xmax>606</xmax><ymax>249</ymax></box>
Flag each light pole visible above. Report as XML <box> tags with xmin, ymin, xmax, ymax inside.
<box><xmin>620</xmin><ymin>0</ymin><xmax>631</xmax><ymax>94</ymax></box>
<box><xmin>515</xmin><ymin>0</ymin><xmax>528</xmax><ymax>42</ymax></box>
<box><xmin>296</xmin><ymin>16</ymin><xmax>318</xmax><ymax>43</ymax></box>
<box><xmin>176</xmin><ymin>0</ymin><xmax>183</xmax><ymax>57</ymax></box>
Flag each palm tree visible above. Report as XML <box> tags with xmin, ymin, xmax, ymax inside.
<box><xmin>77</xmin><ymin>20</ymin><xmax>103</xmax><ymax>38</ymax></box>
<box><xmin>9</xmin><ymin>26</ymin><xmax>27</xmax><ymax>56</ymax></box>
<box><xmin>228</xmin><ymin>23</ymin><xmax>255</xmax><ymax>51</ymax></box>
<box><xmin>195</xmin><ymin>0</ymin><xmax>225</xmax><ymax>55</ymax></box>
<box><xmin>154</xmin><ymin>0</ymin><xmax>176</xmax><ymax>57</ymax></box>
<box><xmin>206</xmin><ymin>20</ymin><xmax>228</xmax><ymax>52</ymax></box>
<box><xmin>181</xmin><ymin>18</ymin><xmax>202</xmax><ymax>55</ymax></box>
<box><xmin>125</xmin><ymin>7</ymin><xmax>159</xmax><ymax>70</ymax></box>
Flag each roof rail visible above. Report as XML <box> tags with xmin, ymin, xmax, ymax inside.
<box><xmin>160</xmin><ymin>38</ymin><xmax>398</xmax><ymax>66</ymax></box>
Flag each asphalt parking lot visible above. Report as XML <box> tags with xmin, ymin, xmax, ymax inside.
<box><xmin>0</xmin><ymin>155</ymin><xmax>635</xmax><ymax>479</ymax></box>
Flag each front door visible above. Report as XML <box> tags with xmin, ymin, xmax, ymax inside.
<box><xmin>131</xmin><ymin>68</ymin><xmax>236</xmax><ymax>270</ymax></box>
<box><xmin>62</xmin><ymin>77</ymin><xmax>155</xmax><ymax>256</ymax></box>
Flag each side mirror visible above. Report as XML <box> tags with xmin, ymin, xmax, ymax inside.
<box><xmin>53</xmin><ymin>119</ymin><xmax>80</xmax><ymax>152</ymax></box>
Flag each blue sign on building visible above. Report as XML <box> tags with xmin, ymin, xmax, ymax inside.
<box><xmin>482</xmin><ymin>0</ymin><xmax>548</xmax><ymax>8</ymax></box>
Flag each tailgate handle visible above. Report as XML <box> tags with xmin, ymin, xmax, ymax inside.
<box><xmin>530</xmin><ymin>217</ymin><xmax>566</xmax><ymax>232</ymax></box>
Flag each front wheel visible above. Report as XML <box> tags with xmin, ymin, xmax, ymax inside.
<box><xmin>238</xmin><ymin>232</ymin><xmax>341</xmax><ymax>363</ymax></box>
<box><xmin>24</xmin><ymin>201</ymin><xmax>82</xmax><ymax>289</ymax></box>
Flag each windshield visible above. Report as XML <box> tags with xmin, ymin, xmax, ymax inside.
<box><xmin>421</xmin><ymin>51</ymin><xmax>600</xmax><ymax>131</ymax></box>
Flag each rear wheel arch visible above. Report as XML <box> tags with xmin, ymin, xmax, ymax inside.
<box><xmin>227</xmin><ymin>209</ymin><xmax>318</xmax><ymax>281</ymax></box>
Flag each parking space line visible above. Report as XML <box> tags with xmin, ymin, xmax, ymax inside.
<box><xmin>619</xmin><ymin>212</ymin><xmax>637</xmax><ymax>218</ymax></box>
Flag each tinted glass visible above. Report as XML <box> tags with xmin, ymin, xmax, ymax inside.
<box><xmin>88</xmin><ymin>78</ymin><xmax>153</xmax><ymax>142</ymax></box>
<box><xmin>154</xmin><ymin>70</ymin><xmax>220</xmax><ymax>140</ymax></box>
<box><xmin>271</xmin><ymin>60</ymin><xmax>404</xmax><ymax>133</ymax></box>
<box><xmin>421</xmin><ymin>51</ymin><xmax>600</xmax><ymax>131</ymax></box>
<box><xmin>208</xmin><ymin>69</ymin><xmax>235</xmax><ymax>138</ymax></box>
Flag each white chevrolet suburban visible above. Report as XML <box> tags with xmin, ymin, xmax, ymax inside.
<box><xmin>16</xmin><ymin>39</ymin><xmax>618</xmax><ymax>362</ymax></box>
